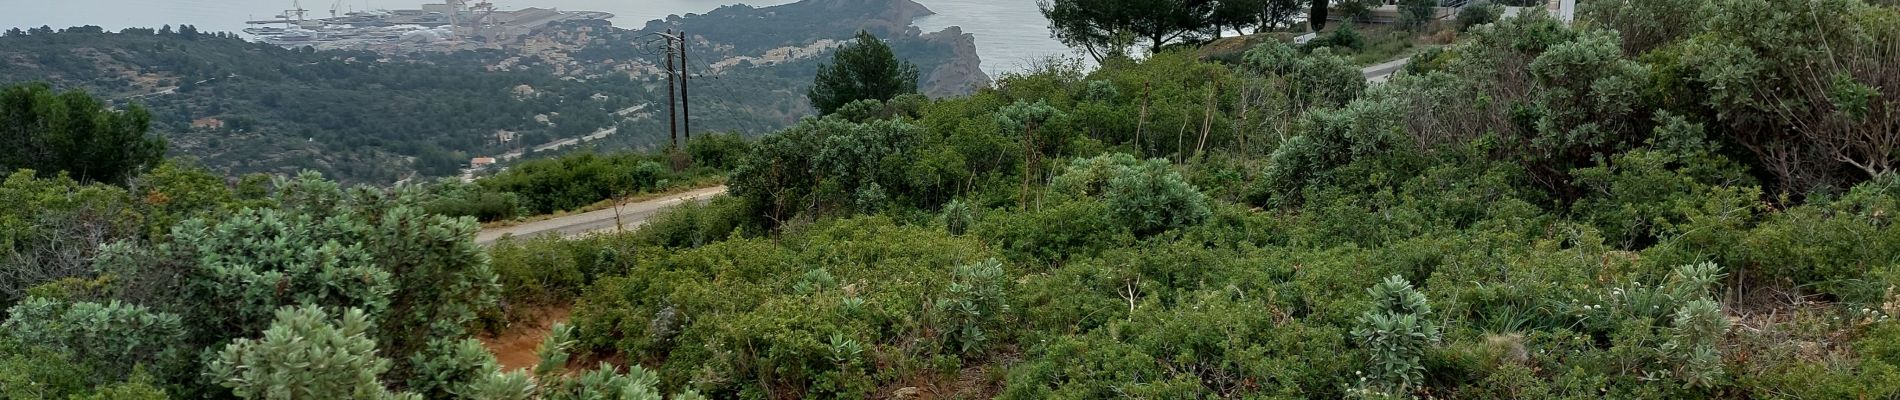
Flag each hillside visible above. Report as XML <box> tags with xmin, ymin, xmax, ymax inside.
<box><xmin>7</xmin><ymin>0</ymin><xmax>1900</xmax><ymax>399</ymax></box>
<box><xmin>0</xmin><ymin>0</ymin><xmax>988</xmax><ymax>184</ymax></box>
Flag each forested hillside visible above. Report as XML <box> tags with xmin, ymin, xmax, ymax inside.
<box><xmin>0</xmin><ymin>27</ymin><xmax>652</xmax><ymax>182</ymax></box>
<box><xmin>4</xmin><ymin>0</ymin><xmax>1900</xmax><ymax>399</ymax></box>
<box><xmin>0</xmin><ymin>0</ymin><xmax>986</xmax><ymax>184</ymax></box>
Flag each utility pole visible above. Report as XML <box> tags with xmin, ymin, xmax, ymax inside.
<box><xmin>665</xmin><ymin>29</ymin><xmax>679</xmax><ymax>150</ymax></box>
<box><xmin>679</xmin><ymin>30</ymin><xmax>691</xmax><ymax>144</ymax></box>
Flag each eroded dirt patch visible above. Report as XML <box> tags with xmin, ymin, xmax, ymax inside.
<box><xmin>479</xmin><ymin>305</ymin><xmax>572</xmax><ymax>371</ymax></box>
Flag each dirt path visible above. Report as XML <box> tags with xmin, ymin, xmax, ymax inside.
<box><xmin>478</xmin><ymin>306</ymin><xmax>573</xmax><ymax>372</ymax></box>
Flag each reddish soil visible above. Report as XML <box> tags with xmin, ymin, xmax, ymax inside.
<box><xmin>479</xmin><ymin>305</ymin><xmax>572</xmax><ymax>372</ymax></box>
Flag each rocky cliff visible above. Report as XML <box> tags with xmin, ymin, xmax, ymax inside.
<box><xmin>917</xmin><ymin>26</ymin><xmax>991</xmax><ymax>97</ymax></box>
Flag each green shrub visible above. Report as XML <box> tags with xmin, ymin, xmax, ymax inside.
<box><xmin>730</xmin><ymin>117</ymin><xmax>936</xmax><ymax>222</ymax></box>
<box><xmin>0</xmin><ymin>338</ymin><xmax>98</xmax><ymax>398</ymax></box>
<box><xmin>95</xmin><ymin>172</ymin><xmax>500</xmax><ymax>395</ymax></box>
<box><xmin>0</xmin><ymin>170</ymin><xmax>145</xmax><ymax>309</ymax></box>
<box><xmin>71</xmin><ymin>370</ymin><xmax>169</xmax><ymax>400</ymax></box>
<box><xmin>207</xmin><ymin>305</ymin><xmax>419</xmax><ymax>400</ymax></box>
<box><xmin>135</xmin><ymin>206</ymin><xmax>395</xmax><ymax>346</ymax></box>
<box><xmin>1570</xmin><ymin>114</ymin><xmax>1758</xmax><ymax>249</ymax></box>
<box><xmin>1352</xmin><ymin>275</ymin><xmax>1441</xmax><ymax>395</ymax></box>
<box><xmin>1399</xmin><ymin>0</ymin><xmax>1439</xmax><ymax>31</ymax></box>
<box><xmin>1052</xmin><ymin>153</ymin><xmax>1211</xmax><ymax>236</ymax></box>
<box><xmin>565</xmin><ymin>217</ymin><xmax>990</xmax><ymax>397</ymax></box>
<box><xmin>998</xmin><ymin>335</ymin><xmax>1183</xmax><ymax>399</ymax></box>
<box><xmin>0</xmin><ymin>298</ymin><xmax>185</xmax><ymax>385</ymax></box>
<box><xmin>1664</xmin><ymin>299</ymin><xmax>1726</xmax><ymax>389</ymax></box>
<box><xmin>1247</xmin><ymin>42</ymin><xmax>1367</xmax><ymax>113</ymax></box>
<box><xmin>933</xmin><ymin>259</ymin><xmax>1010</xmax><ymax>354</ymax></box>
<box><xmin>1456</xmin><ymin>2</ymin><xmax>1504</xmax><ymax>31</ymax></box>
<box><xmin>488</xmin><ymin>233</ymin><xmax>639</xmax><ymax>321</ymax></box>
<box><xmin>974</xmin><ymin>198</ymin><xmax>1129</xmax><ymax>263</ymax></box>
<box><xmin>422</xmin><ymin>178</ymin><xmax>524</xmax><ymax>222</ymax></box>
<box><xmin>684</xmin><ymin>132</ymin><xmax>753</xmax><ymax>171</ymax></box>
<box><xmin>1256</xmin><ymin>95</ymin><xmax>1405</xmax><ymax>208</ymax></box>
<box><xmin>940</xmin><ymin>199</ymin><xmax>976</xmax><ymax>235</ymax></box>
<box><xmin>1303</xmin><ymin>23</ymin><xmax>1367</xmax><ymax>52</ymax></box>
<box><xmin>482</xmin><ymin>152</ymin><xmax>673</xmax><ymax>215</ymax></box>
<box><xmin>1736</xmin><ymin>179</ymin><xmax>1900</xmax><ymax>295</ymax></box>
<box><xmin>631</xmin><ymin>195</ymin><xmax>761</xmax><ymax>249</ymax></box>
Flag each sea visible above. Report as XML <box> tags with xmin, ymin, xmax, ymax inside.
<box><xmin>1</xmin><ymin>0</ymin><xmax>1083</xmax><ymax>75</ymax></box>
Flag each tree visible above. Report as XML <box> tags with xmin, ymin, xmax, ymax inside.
<box><xmin>1262</xmin><ymin>0</ymin><xmax>1306</xmax><ymax>31</ymax></box>
<box><xmin>1335</xmin><ymin>0</ymin><xmax>1374</xmax><ymax>23</ymax></box>
<box><xmin>1040</xmin><ymin>0</ymin><xmax>1138</xmax><ymax>61</ymax></box>
<box><xmin>1211</xmin><ymin>0</ymin><xmax>1267</xmax><ymax>35</ymax></box>
<box><xmin>0</xmin><ymin>83</ymin><xmax>167</xmax><ymax>185</ymax></box>
<box><xmin>1311</xmin><ymin>0</ymin><xmax>1330</xmax><ymax>30</ymax></box>
<box><xmin>1455</xmin><ymin>1</ymin><xmax>1504</xmax><ymax>32</ymax></box>
<box><xmin>206</xmin><ymin>305</ymin><xmax>420</xmax><ymax>400</ymax></box>
<box><xmin>1398</xmin><ymin>0</ymin><xmax>1439</xmax><ymax>31</ymax></box>
<box><xmin>1041</xmin><ymin>0</ymin><xmax>1213</xmax><ymax>59</ymax></box>
<box><xmin>808</xmin><ymin>31</ymin><xmax>919</xmax><ymax>115</ymax></box>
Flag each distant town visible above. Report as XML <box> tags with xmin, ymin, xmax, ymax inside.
<box><xmin>244</xmin><ymin>0</ymin><xmax>612</xmax><ymax>51</ymax></box>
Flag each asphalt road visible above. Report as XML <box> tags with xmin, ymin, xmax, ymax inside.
<box><xmin>1362</xmin><ymin>57</ymin><xmax>1412</xmax><ymax>84</ymax></box>
<box><xmin>475</xmin><ymin>186</ymin><xmax>728</xmax><ymax>245</ymax></box>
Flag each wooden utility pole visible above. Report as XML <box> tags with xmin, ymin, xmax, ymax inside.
<box><xmin>665</xmin><ymin>29</ymin><xmax>679</xmax><ymax>150</ymax></box>
<box><xmin>679</xmin><ymin>31</ymin><xmax>691</xmax><ymax>144</ymax></box>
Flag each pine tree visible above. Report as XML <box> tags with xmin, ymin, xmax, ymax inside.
<box><xmin>808</xmin><ymin>31</ymin><xmax>919</xmax><ymax>115</ymax></box>
<box><xmin>0</xmin><ymin>83</ymin><xmax>167</xmax><ymax>185</ymax></box>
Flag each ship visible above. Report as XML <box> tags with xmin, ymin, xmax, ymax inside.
<box><xmin>245</xmin><ymin>0</ymin><xmax>613</xmax><ymax>48</ymax></box>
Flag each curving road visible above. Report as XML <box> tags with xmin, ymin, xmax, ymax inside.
<box><xmin>476</xmin><ymin>186</ymin><xmax>728</xmax><ymax>245</ymax></box>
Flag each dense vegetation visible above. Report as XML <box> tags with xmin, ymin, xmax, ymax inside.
<box><xmin>5</xmin><ymin>0</ymin><xmax>1900</xmax><ymax>399</ymax></box>
<box><xmin>426</xmin><ymin>134</ymin><xmax>746</xmax><ymax>222</ymax></box>
<box><xmin>0</xmin><ymin>26</ymin><xmax>657</xmax><ymax>181</ymax></box>
<box><xmin>536</xmin><ymin>3</ymin><xmax>1900</xmax><ymax>398</ymax></box>
<box><xmin>1</xmin><ymin>83</ymin><xmax>167</xmax><ymax>185</ymax></box>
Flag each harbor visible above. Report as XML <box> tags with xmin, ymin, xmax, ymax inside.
<box><xmin>244</xmin><ymin>0</ymin><xmax>612</xmax><ymax>50</ymax></box>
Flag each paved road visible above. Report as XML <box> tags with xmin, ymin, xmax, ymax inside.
<box><xmin>476</xmin><ymin>186</ymin><xmax>728</xmax><ymax>245</ymax></box>
<box><xmin>1362</xmin><ymin>57</ymin><xmax>1412</xmax><ymax>84</ymax></box>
